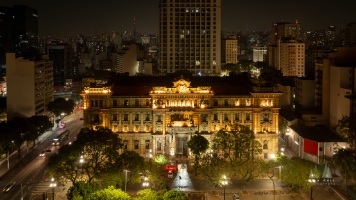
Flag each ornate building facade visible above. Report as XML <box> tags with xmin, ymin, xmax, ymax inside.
<box><xmin>81</xmin><ymin>76</ymin><xmax>282</xmax><ymax>162</ymax></box>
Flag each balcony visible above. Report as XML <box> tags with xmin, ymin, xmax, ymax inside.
<box><xmin>169</xmin><ymin>119</ymin><xmax>194</xmax><ymax>127</ymax></box>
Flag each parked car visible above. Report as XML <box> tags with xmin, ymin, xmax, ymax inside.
<box><xmin>168</xmin><ymin>171</ymin><xmax>173</xmax><ymax>178</ymax></box>
<box><xmin>46</xmin><ymin>149</ymin><xmax>51</xmax><ymax>152</ymax></box>
<box><xmin>232</xmin><ymin>193</ymin><xmax>240</xmax><ymax>200</ymax></box>
<box><xmin>3</xmin><ymin>182</ymin><xmax>15</xmax><ymax>192</ymax></box>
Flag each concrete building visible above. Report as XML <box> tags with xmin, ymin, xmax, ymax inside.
<box><xmin>221</xmin><ymin>35</ymin><xmax>238</xmax><ymax>64</ymax></box>
<box><xmin>301</xmin><ymin>47</ymin><xmax>356</xmax><ymax>127</ymax></box>
<box><xmin>81</xmin><ymin>75</ymin><xmax>282</xmax><ymax>162</ymax></box>
<box><xmin>116</xmin><ymin>43</ymin><xmax>146</xmax><ymax>75</ymax></box>
<box><xmin>344</xmin><ymin>22</ymin><xmax>356</xmax><ymax>46</ymax></box>
<box><xmin>47</xmin><ymin>42</ymin><xmax>74</xmax><ymax>86</ymax></box>
<box><xmin>271</xmin><ymin>21</ymin><xmax>301</xmax><ymax>45</ymax></box>
<box><xmin>6</xmin><ymin>53</ymin><xmax>53</xmax><ymax>121</ymax></box>
<box><xmin>158</xmin><ymin>0</ymin><xmax>221</xmax><ymax>75</ymax></box>
<box><xmin>253</xmin><ymin>45</ymin><xmax>267</xmax><ymax>62</ymax></box>
<box><xmin>294</xmin><ymin>77</ymin><xmax>315</xmax><ymax>111</ymax></box>
<box><xmin>277</xmin><ymin>37</ymin><xmax>305</xmax><ymax>77</ymax></box>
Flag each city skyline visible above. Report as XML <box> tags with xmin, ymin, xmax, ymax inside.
<box><xmin>1</xmin><ymin>0</ymin><xmax>356</xmax><ymax>36</ymax></box>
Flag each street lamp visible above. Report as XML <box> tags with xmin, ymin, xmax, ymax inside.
<box><xmin>308</xmin><ymin>170</ymin><xmax>317</xmax><ymax>200</ymax></box>
<box><xmin>79</xmin><ymin>155</ymin><xmax>84</xmax><ymax>173</ymax></box>
<box><xmin>50</xmin><ymin>178</ymin><xmax>56</xmax><ymax>200</ymax></box>
<box><xmin>123</xmin><ymin>170</ymin><xmax>130</xmax><ymax>193</ymax></box>
<box><xmin>221</xmin><ymin>175</ymin><xmax>228</xmax><ymax>200</ymax></box>
<box><xmin>7</xmin><ymin>140</ymin><xmax>14</xmax><ymax>170</ymax></box>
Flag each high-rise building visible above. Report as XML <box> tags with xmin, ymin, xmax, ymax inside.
<box><xmin>158</xmin><ymin>0</ymin><xmax>221</xmax><ymax>75</ymax></box>
<box><xmin>46</xmin><ymin>42</ymin><xmax>74</xmax><ymax>86</ymax></box>
<box><xmin>253</xmin><ymin>45</ymin><xmax>267</xmax><ymax>62</ymax></box>
<box><xmin>277</xmin><ymin>37</ymin><xmax>305</xmax><ymax>77</ymax></box>
<box><xmin>0</xmin><ymin>5</ymin><xmax>39</xmax><ymax>67</ymax></box>
<box><xmin>270</xmin><ymin>21</ymin><xmax>301</xmax><ymax>45</ymax></box>
<box><xmin>6</xmin><ymin>53</ymin><xmax>53</xmax><ymax>121</ymax></box>
<box><xmin>344</xmin><ymin>22</ymin><xmax>356</xmax><ymax>46</ymax></box>
<box><xmin>221</xmin><ymin>35</ymin><xmax>238</xmax><ymax>64</ymax></box>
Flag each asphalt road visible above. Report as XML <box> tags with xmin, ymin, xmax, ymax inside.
<box><xmin>0</xmin><ymin>117</ymin><xmax>83</xmax><ymax>200</ymax></box>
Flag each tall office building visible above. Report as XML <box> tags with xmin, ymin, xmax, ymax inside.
<box><xmin>277</xmin><ymin>37</ymin><xmax>305</xmax><ymax>77</ymax></box>
<box><xmin>158</xmin><ymin>0</ymin><xmax>221</xmax><ymax>75</ymax></box>
<box><xmin>0</xmin><ymin>5</ymin><xmax>39</xmax><ymax>67</ymax></box>
<box><xmin>6</xmin><ymin>53</ymin><xmax>53</xmax><ymax>121</ymax></box>
<box><xmin>221</xmin><ymin>35</ymin><xmax>238</xmax><ymax>64</ymax></box>
<box><xmin>46</xmin><ymin>42</ymin><xmax>74</xmax><ymax>86</ymax></box>
<box><xmin>253</xmin><ymin>45</ymin><xmax>267</xmax><ymax>62</ymax></box>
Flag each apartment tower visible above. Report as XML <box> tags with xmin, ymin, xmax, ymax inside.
<box><xmin>158</xmin><ymin>0</ymin><xmax>221</xmax><ymax>75</ymax></box>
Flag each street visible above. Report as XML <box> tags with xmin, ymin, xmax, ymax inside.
<box><xmin>0</xmin><ymin>111</ymin><xmax>83</xmax><ymax>200</ymax></box>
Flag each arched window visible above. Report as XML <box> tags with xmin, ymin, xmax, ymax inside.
<box><xmin>263</xmin><ymin>140</ymin><xmax>268</xmax><ymax>149</ymax></box>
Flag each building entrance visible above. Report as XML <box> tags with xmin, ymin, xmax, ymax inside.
<box><xmin>176</xmin><ymin>136</ymin><xmax>188</xmax><ymax>156</ymax></box>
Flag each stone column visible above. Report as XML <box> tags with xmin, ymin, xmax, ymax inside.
<box><xmin>163</xmin><ymin>113</ymin><xmax>166</xmax><ymax>135</ymax></box>
<box><xmin>140</xmin><ymin>112</ymin><xmax>144</xmax><ymax>132</ymax></box>
<box><xmin>152</xmin><ymin>114</ymin><xmax>156</xmax><ymax>133</ymax></box>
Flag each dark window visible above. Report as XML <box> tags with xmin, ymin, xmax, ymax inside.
<box><xmin>224</xmin><ymin>113</ymin><xmax>229</xmax><ymax>121</ymax></box>
<box><xmin>113</xmin><ymin>99</ymin><xmax>117</xmax><ymax>107</ymax></box>
<box><xmin>224</xmin><ymin>99</ymin><xmax>228</xmax><ymax>106</ymax></box>
<box><xmin>246</xmin><ymin>113</ymin><xmax>250</xmax><ymax>121</ymax></box>
<box><xmin>135</xmin><ymin>114</ymin><xmax>139</xmax><ymax>121</ymax></box>
<box><xmin>135</xmin><ymin>99</ymin><xmax>139</xmax><ymax>106</ymax></box>
<box><xmin>146</xmin><ymin>99</ymin><xmax>150</xmax><ymax>106</ymax></box>
<box><xmin>113</xmin><ymin>114</ymin><xmax>117</xmax><ymax>121</ymax></box>
<box><xmin>263</xmin><ymin>140</ymin><xmax>268</xmax><ymax>149</ymax></box>
<box><xmin>145</xmin><ymin>113</ymin><xmax>150</xmax><ymax>121</ymax></box>
<box><xmin>202</xmin><ymin>114</ymin><xmax>207</xmax><ymax>122</ymax></box>
<box><xmin>157</xmin><ymin>141</ymin><xmax>162</xmax><ymax>151</ymax></box>
<box><xmin>124</xmin><ymin>140</ymin><xmax>128</xmax><ymax>150</ymax></box>
<box><xmin>134</xmin><ymin>140</ymin><xmax>139</xmax><ymax>149</ymax></box>
<box><xmin>124</xmin><ymin>114</ymin><xmax>128</xmax><ymax>121</ymax></box>
<box><xmin>145</xmin><ymin>140</ymin><xmax>150</xmax><ymax>149</ymax></box>
<box><xmin>90</xmin><ymin>100</ymin><xmax>94</xmax><ymax>107</ymax></box>
<box><xmin>235</xmin><ymin>113</ymin><xmax>239</xmax><ymax>120</ymax></box>
<box><xmin>124</xmin><ymin>100</ymin><xmax>129</xmax><ymax>106</ymax></box>
<box><xmin>157</xmin><ymin>115</ymin><xmax>162</xmax><ymax>122</ymax></box>
<box><xmin>99</xmin><ymin>100</ymin><xmax>102</xmax><ymax>107</ymax></box>
<box><xmin>214</xmin><ymin>99</ymin><xmax>218</xmax><ymax>106</ymax></box>
<box><xmin>264</xmin><ymin>153</ymin><xmax>268</xmax><ymax>159</ymax></box>
<box><xmin>214</xmin><ymin>113</ymin><xmax>218</xmax><ymax>120</ymax></box>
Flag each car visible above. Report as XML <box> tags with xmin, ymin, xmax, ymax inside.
<box><xmin>46</xmin><ymin>149</ymin><xmax>51</xmax><ymax>152</ymax></box>
<box><xmin>232</xmin><ymin>193</ymin><xmax>240</xmax><ymax>200</ymax></box>
<box><xmin>39</xmin><ymin>151</ymin><xmax>46</xmax><ymax>157</ymax></box>
<box><xmin>3</xmin><ymin>182</ymin><xmax>15</xmax><ymax>192</ymax></box>
<box><xmin>168</xmin><ymin>171</ymin><xmax>173</xmax><ymax>178</ymax></box>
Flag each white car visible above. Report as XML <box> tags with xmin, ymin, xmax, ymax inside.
<box><xmin>39</xmin><ymin>151</ymin><xmax>46</xmax><ymax>157</ymax></box>
<box><xmin>3</xmin><ymin>182</ymin><xmax>15</xmax><ymax>192</ymax></box>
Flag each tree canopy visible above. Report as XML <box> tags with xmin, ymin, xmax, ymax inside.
<box><xmin>187</xmin><ymin>134</ymin><xmax>209</xmax><ymax>175</ymax></box>
<box><xmin>87</xmin><ymin>186</ymin><xmax>131</xmax><ymax>200</ymax></box>
<box><xmin>337</xmin><ymin>115</ymin><xmax>356</xmax><ymax>150</ymax></box>
<box><xmin>47</xmin><ymin>97</ymin><xmax>75</xmax><ymax>119</ymax></box>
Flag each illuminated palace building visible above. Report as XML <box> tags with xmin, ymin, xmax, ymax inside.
<box><xmin>81</xmin><ymin>75</ymin><xmax>282</xmax><ymax>161</ymax></box>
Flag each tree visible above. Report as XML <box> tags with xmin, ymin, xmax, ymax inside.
<box><xmin>337</xmin><ymin>115</ymin><xmax>356</xmax><ymax>150</ymax></box>
<box><xmin>76</xmin><ymin>128</ymin><xmax>122</xmax><ymax>182</ymax></box>
<box><xmin>279</xmin><ymin>157</ymin><xmax>315</xmax><ymax>192</ymax></box>
<box><xmin>333</xmin><ymin>148</ymin><xmax>356</xmax><ymax>184</ymax></box>
<box><xmin>134</xmin><ymin>189</ymin><xmax>159</xmax><ymax>200</ymax></box>
<box><xmin>209</xmin><ymin>124</ymin><xmax>262</xmax><ymax>185</ymax></box>
<box><xmin>154</xmin><ymin>154</ymin><xmax>168</xmax><ymax>166</ymax></box>
<box><xmin>47</xmin><ymin>144</ymin><xmax>82</xmax><ymax>185</ymax></box>
<box><xmin>66</xmin><ymin>181</ymin><xmax>99</xmax><ymax>200</ymax></box>
<box><xmin>88</xmin><ymin>186</ymin><xmax>131</xmax><ymax>200</ymax></box>
<box><xmin>162</xmin><ymin>190</ymin><xmax>189</xmax><ymax>200</ymax></box>
<box><xmin>47</xmin><ymin>97</ymin><xmax>75</xmax><ymax>120</ymax></box>
<box><xmin>187</xmin><ymin>134</ymin><xmax>209</xmax><ymax>175</ymax></box>
<box><xmin>116</xmin><ymin>150</ymin><xmax>145</xmax><ymax>184</ymax></box>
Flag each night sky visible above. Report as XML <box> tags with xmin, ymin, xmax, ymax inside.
<box><xmin>1</xmin><ymin>0</ymin><xmax>356</xmax><ymax>36</ymax></box>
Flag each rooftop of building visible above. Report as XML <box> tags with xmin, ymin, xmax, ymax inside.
<box><xmin>290</xmin><ymin>125</ymin><xmax>344</xmax><ymax>142</ymax></box>
<box><xmin>279</xmin><ymin>109</ymin><xmax>298</xmax><ymax>121</ymax></box>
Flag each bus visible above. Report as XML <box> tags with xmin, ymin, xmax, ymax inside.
<box><xmin>53</xmin><ymin>130</ymin><xmax>70</xmax><ymax>145</ymax></box>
